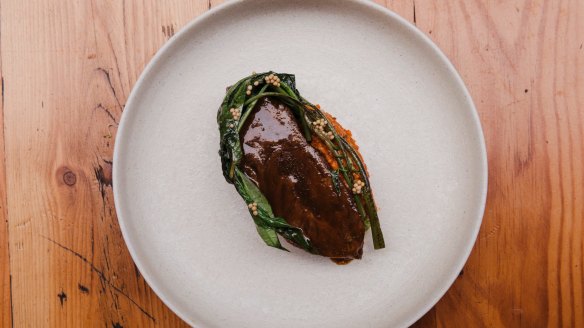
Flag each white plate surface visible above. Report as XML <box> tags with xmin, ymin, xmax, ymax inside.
<box><xmin>113</xmin><ymin>0</ymin><xmax>487</xmax><ymax>327</ymax></box>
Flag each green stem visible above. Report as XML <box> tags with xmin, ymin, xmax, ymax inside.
<box><xmin>243</xmin><ymin>91</ymin><xmax>298</xmax><ymax>107</ymax></box>
<box><xmin>237</xmin><ymin>84</ymin><xmax>270</xmax><ymax>132</ymax></box>
<box><xmin>353</xmin><ymin>195</ymin><xmax>368</xmax><ymax>223</ymax></box>
<box><xmin>308</xmin><ymin>108</ymin><xmax>383</xmax><ymax>246</ymax></box>
<box><xmin>278</xmin><ymin>83</ymin><xmax>299</xmax><ymax>100</ymax></box>
<box><xmin>340</xmin><ymin>138</ymin><xmax>385</xmax><ymax>249</ymax></box>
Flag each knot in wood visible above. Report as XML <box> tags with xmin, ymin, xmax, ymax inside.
<box><xmin>63</xmin><ymin>171</ymin><xmax>77</xmax><ymax>186</ymax></box>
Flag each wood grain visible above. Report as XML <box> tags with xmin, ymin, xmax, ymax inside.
<box><xmin>0</xmin><ymin>25</ymin><xmax>13</xmax><ymax>327</ymax></box>
<box><xmin>0</xmin><ymin>0</ymin><xmax>582</xmax><ymax>327</ymax></box>
<box><xmin>410</xmin><ymin>1</ymin><xmax>584</xmax><ymax>327</ymax></box>
<box><xmin>1</xmin><ymin>1</ymin><xmax>206</xmax><ymax>327</ymax></box>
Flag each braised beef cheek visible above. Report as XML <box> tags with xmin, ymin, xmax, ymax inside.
<box><xmin>239</xmin><ymin>97</ymin><xmax>365</xmax><ymax>259</ymax></box>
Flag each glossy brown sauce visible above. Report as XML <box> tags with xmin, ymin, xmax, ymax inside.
<box><xmin>239</xmin><ymin>98</ymin><xmax>365</xmax><ymax>260</ymax></box>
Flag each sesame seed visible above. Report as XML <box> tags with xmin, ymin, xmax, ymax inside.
<box><xmin>252</xmin><ymin>211</ymin><xmax>258</xmax><ymax>216</ymax></box>
<box><xmin>246</xmin><ymin>91</ymin><xmax>251</xmax><ymax>95</ymax></box>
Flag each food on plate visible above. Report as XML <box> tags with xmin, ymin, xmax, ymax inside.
<box><xmin>217</xmin><ymin>72</ymin><xmax>384</xmax><ymax>263</ymax></box>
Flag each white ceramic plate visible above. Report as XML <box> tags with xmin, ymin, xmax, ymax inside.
<box><xmin>113</xmin><ymin>0</ymin><xmax>487</xmax><ymax>327</ymax></box>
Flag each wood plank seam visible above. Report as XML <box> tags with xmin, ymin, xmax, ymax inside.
<box><xmin>0</xmin><ymin>0</ymin><xmax>14</xmax><ymax>323</ymax></box>
<box><xmin>1</xmin><ymin>75</ymin><xmax>14</xmax><ymax>327</ymax></box>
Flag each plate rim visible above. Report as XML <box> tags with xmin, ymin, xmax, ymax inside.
<box><xmin>113</xmin><ymin>0</ymin><xmax>488</xmax><ymax>327</ymax></box>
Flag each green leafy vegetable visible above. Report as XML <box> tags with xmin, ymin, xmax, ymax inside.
<box><xmin>232</xmin><ymin>168</ymin><xmax>314</xmax><ymax>252</ymax></box>
<box><xmin>217</xmin><ymin>71</ymin><xmax>385</xmax><ymax>252</ymax></box>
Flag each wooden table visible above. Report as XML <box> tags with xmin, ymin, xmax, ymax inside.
<box><xmin>0</xmin><ymin>0</ymin><xmax>582</xmax><ymax>327</ymax></box>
